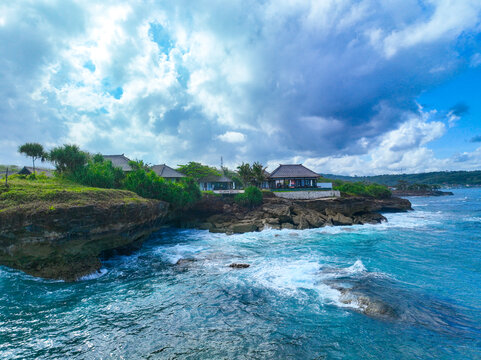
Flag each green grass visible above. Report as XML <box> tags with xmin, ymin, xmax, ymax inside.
<box><xmin>0</xmin><ymin>177</ymin><xmax>151</xmax><ymax>212</ymax></box>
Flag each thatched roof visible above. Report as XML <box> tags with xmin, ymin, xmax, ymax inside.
<box><xmin>151</xmin><ymin>164</ymin><xmax>185</xmax><ymax>179</ymax></box>
<box><xmin>18</xmin><ymin>167</ymin><xmax>54</xmax><ymax>177</ymax></box>
<box><xmin>269</xmin><ymin>164</ymin><xmax>319</xmax><ymax>179</ymax></box>
<box><xmin>103</xmin><ymin>154</ymin><xmax>132</xmax><ymax>171</ymax></box>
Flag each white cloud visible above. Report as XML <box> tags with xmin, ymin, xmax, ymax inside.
<box><xmin>217</xmin><ymin>131</ymin><xmax>246</xmax><ymax>143</ymax></box>
<box><xmin>1</xmin><ymin>0</ymin><xmax>481</xmax><ymax>173</ymax></box>
<box><xmin>382</xmin><ymin>0</ymin><xmax>481</xmax><ymax>58</ymax></box>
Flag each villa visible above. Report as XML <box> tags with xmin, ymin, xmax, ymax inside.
<box><xmin>268</xmin><ymin>164</ymin><xmax>320</xmax><ymax>189</ymax></box>
<box><xmin>151</xmin><ymin>164</ymin><xmax>185</xmax><ymax>182</ymax></box>
<box><xmin>103</xmin><ymin>154</ymin><xmax>133</xmax><ymax>172</ymax></box>
<box><xmin>198</xmin><ymin>174</ymin><xmax>235</xmax><ymax>191</ymax></box>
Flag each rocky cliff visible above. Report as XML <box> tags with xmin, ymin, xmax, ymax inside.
<box><xmin>0</xmin><ymin>198</ymin><xmax>168</xmax><ymax>281</ymax></box>
<box><xmin>170</xmin><ymin>194</ymin><xmax>412</xmax><ymax>234</ymax></box>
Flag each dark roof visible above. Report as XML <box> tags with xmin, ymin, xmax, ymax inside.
<box><xmin>18</xmin><ymin>167</ymin><xmax>54</xmax><ymax>177</ymax></box>
<box><xmin>151</xmin><ymin>164</ymin><xmax>185</xmax><ymax>178</ymax></box>
<box><xmin>269</xmin><ymin>164</ymin><xmax>319</xmax><ymax>179</ymax></box>
<box><xmin>103</xmin><ymin>154</ymin><xmax>132</xmax><ymax>171</ymax></box>
<box><xmin>198</xmin><ymin>174</ymin><xmax>233</xmax><ymax>183</ymax></box>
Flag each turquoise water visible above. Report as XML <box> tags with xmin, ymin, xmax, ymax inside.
<box><xmin>1</xmin><ymin>189</ymin><xmax>481</xmax><ymax>359</ymax></box>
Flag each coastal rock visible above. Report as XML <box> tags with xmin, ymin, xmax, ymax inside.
<box><xmin>0</xmin><ymin>199</ymin><xmax>168</xmax><ymax>281</ymax></box>
<box><xmin>232</xmin><ymin>223</ymin><xmax>258</xmax><ymax>234</ymax></box>
<box><xmin>172</xmin><ymin>194</ymin><xmax>411</xmax><ymax>235</ymax></box>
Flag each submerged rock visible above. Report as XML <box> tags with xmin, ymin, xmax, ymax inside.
<box><xmin>229</xmin><ymin>263</ymin><xmax>250</xmax><ymax>269</ymax></box>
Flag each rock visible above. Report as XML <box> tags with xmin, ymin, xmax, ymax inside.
<box><xmin>175</xmin><ymin>258</ymin><xmax>196</xmax><ymax>266</ymax></box>
<box><xmin>229</xmin><ymin>263</ymin><xmax>250</xmax><ymax>268</ymax></box>
<box><xmin>231</xmin><ymin>223</ymin><xmax>258</xmax><ymax>234</ymax></box>
<box><xmin>329</xmin><ymin>213</ymin><xmax>354</xmax><ymax>225</ymax></box>
<box><xmin>173</xmin><ymin>194</ymin><xmax>412</xmax><ymax>235</ymax></box>
<box><xmin>0</xmin><ymin>199</ymin><xmax>168</xmax><ymax>281</ymax></box>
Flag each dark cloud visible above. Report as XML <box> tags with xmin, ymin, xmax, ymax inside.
<box><xmin>449</xmin><ymin>102</ymin><xmax>469</xmax><ymax>116</ymax></box>
<box><xmin>1</xmin><ymin>0</ymin><xmax>481</xmax><ymax>171</ymax></box>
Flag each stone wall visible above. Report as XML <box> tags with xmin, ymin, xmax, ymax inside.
<box><xmin>273</xmin><ymin>190</ymin><xmax>340</xmax><ymax>200</ymax></box>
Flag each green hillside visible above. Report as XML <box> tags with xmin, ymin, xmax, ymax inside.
<box><xmin>322</xmin><ymin>171</ymin><xmax>481</xmax><ymax>186</ymax></box>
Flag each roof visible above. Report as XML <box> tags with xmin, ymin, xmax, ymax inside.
<box><xmin>103</xmin><ymin>154</ymin><xmax>132</xmax><ymax>171</ymax></box>
<box><xmin>198</xmin><ymin>174</ymin><xmax>233</xmax><ymax>183</ymax></box>
<box><xmin>151</xmin><ymin>164</ymin><xmax>185</xmax><ymax>178</ymax></box>
<box><xmin>18</xmin><ymin>167</ymin><xmax>54</xmax><ymax>177</ymax></box>
<box><xmin>269</xmin><ymin>164</ymin><xmax>319</xmax><ymax>179</ymax></box>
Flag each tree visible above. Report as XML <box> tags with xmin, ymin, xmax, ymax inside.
<box><xmin>49</xmin><ymin>144</ymin><xmax>88</xmax><ymax>174</ymax></box>
<box><xmin>251</xmin><ymin>162</ymin><xmax>267</xmax><ymax>188</ymax></box>
<box><xmin>18</xmin><ymin>142</ymin><xmax>46</xmax><ymax>175</ymax></box>
<box><xmin>176</xmin><ymin>162</ymin><xmax>220</xmax><ymax>181</ymax></box>
<box><xmin>237</xmin><ymin>162</ymin><xmax>253</xmax><ymax>187</ymax></box>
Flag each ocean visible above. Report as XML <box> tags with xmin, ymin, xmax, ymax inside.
<box><xmin>1</xmin><ymin>188</ymin><xmax>481</xmax><ymax>359</ymax></box>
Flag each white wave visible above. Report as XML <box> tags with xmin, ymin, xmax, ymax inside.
<box><xmin>155</xmin><ymin>244</ymin><xmax>205</xmax><ymax>264</ymax></box>
<box><xmin>246</xmin><ymin>259</ymin><xmax>368</xmax><ymax>309</ymax></box>
<box><xmin>78</xmin><ymin>268</ymin><xmax>108</xmax><ymax>281</ymax></box>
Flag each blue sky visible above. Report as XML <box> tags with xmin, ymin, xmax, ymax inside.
<box><xmin>1</xmin><ymin>0</ymin><xmax>481</xmax><ymax>175</ymax></box>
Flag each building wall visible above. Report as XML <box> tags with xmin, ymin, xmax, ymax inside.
<box><xmin>273</xmin><ymin>190</ymin><xmax>340</xmax><ymax>200</ymax></box>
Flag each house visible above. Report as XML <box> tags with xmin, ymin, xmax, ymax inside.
<box><xmin>151</xmin><ymin>164</ymin><xmax>185</xmax><ymax>182</ymax></box>
<box><xmin>198</xmin><ymin>174</ymin><xmax>235</xmax><ymax>191</ymax></box>
<box><xmin>17</xmin><ymin>166</ymin><xmax>54</xmax><ymax>177</ymax></box>
<box><xmin>103</xmin><ymin>154</ymin><xmax>132</xmax><ymax>172</ymax></box>
<box><xmin>268</xmin><ymin>164</ymin><xmax>319</xmax><ymax>189</ymax></box>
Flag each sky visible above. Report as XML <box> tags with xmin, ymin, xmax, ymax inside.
<box><xmin>1</xmin><ymin>0</ymin><xmax>481</xmax><ymax>175</ymax></box>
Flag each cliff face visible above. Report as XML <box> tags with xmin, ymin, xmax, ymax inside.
<box><xmin>0</xmin><ymin>200</ymin><xmax>168</xmax><ymax>281</ymax></box>
<box><xmin>171</xmin><ymin>195</ymin><xmax>412</xmax><ymax>234</ymax></box>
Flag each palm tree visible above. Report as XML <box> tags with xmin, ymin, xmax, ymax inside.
<box><xmin>237</xmin><ymin>162</ymin><xmax>252</xmax><ymax>188</ymax></box>
<box><xmin>251</xmin><ymin>162</ymin><xmax>267</xmax><ymax>188</ymax></box>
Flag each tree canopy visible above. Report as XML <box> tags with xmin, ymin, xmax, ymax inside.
<box><xmin>176</xmin><ymin>162</ymin><xmax>220</xmax><ymax>181</ymax></box>
<box><xmin>18</xmin><ymin>142</ymin><xmax>46</xmax><ymax>174</ymax></box>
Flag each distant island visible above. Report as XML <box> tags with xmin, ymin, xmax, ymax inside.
<box><xmin>323</xmin><ymin>170</ymin><xmax>481</xmax><ymax>187</ymax></box>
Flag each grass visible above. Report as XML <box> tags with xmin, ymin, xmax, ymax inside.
<box><xmin>0</xmin><ymin>177</ymin><xmax>151</xmax><ymax>212</ymax></box>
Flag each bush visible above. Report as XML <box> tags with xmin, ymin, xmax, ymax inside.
<box><xmin>74</xmin><ymin>157</ymin><xmax>125</xmax><ymax>189</ymax></box>
<box><xmin>235</xmin><ymin>186</ymin><xmax>263</xmax><ymax>208</ymax></box>
<box><xmin>49</xmin><ymin>144</ymin><xmax>88</xmax><ymax>175</ymax></box>
<box><xmin>123</xmin><ymin>161</ymin><xmax>201</xmax><ymax>209</ymax></box>
<box><xmin>334</xmin><ymin>181</ymin><xmax>391</xmax><ymax>198</ymax></box>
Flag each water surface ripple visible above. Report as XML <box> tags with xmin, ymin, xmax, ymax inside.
<box><xmin>1</xmin><ymin>189</ymin><xmax>481</xmax><ymax>359</ymax></box>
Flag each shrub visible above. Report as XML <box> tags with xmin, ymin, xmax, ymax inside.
<box><xmin>334</xmin><ymin>181</ymin><xmax>391</xmax><ymax>198</ymax></box>
<box><xmin>74</xmin><ymin>156</ymin><xmax>125</xmax><ymax>189</ymax></box>
<box><xmin>123</xmin><ymin>161</ymin><xmax>201</xmax><ymax>209</ymax></box>
<box><xmin>49</xmin><ymin>144</ymin><xmax>89</xmax><ymax>175</ymax></box>
<box><xmin>235</xmin><ymin>186</ymin><xmax>263</xmax><ymax>208</ymax></box>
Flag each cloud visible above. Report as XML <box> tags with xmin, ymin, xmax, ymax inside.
<box><xmin>447</xmin><ymin>102</ymin><xmax>469</xmax><ymax>127</ymax></box>
<box><xmin>289</xmin><ymin>110</ymin><xmax>481</xmax><ymax>175</ymax></box>
<box><xmin>217</xmin><ymin>131</ymin><xmax>246</xmax><ymax>143</ymax></box>
<box><xmin>1</xmin><ymin>0</ymin><xmax>481</xmax><ymax>173</ymax></box>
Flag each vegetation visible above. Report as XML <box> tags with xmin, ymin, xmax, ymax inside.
<box><xmin>49</xmin><ymin>144</ymin><xmax>89</xmax><ymax>175</ymax></box>
<box><xmin>18</xmin><ymin>143</ymin><xmax>47</xmax><ymax>174</ymax></box>
<box><xmin>234</xmin><ymin>186</ymin><xmax>263</xmax><ymax>207</ymax></box>
<box><xmin>323</xmin><ymin>171</ymin><xmax>481</xmax><ymax>187</ymax></box>
<box><xmin>236</xmin><ymin>162</ymin><xmax>267</xmax><ymax>188</ymax></box>
<box><xmin>176</xmin><ymin>162</ymin><xmax>220</xmax><ymax>181</ymax></box>
<box><xmin>0</xmin><ymin>165</ymin><xmax>20</xmax><ymax>172</ymax></box>
<box><xmin>73</xmin><ymin>154</ymin><xmax>125</xmax><ymax>189</ymax></box>
<box><xmin>334</xmin><ymin>181</ymin><xmax>391</xmax><ymax>198</ymax></box>
<box><xmin>395</xmin><ymin>181</ymin><xmax>440</xmax><ymax>191</ymax></box>
<box><xmin>10</xmin><ymin>143</ymin><xmax>202</xmax><ymax>210</ymax></box>
<box><xmin>123</xmin><ymin>161</ymin><xmax>201</xmax><ymax>209</ymax></box>
<box><xmin>0</xmin><ymin>177</ymin><xmax>149</xmax><ymax>213</ymax></box>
